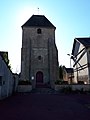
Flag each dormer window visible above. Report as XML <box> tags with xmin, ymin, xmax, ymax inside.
<box><xmin>37</xmin><ymin>28</ymin><xmax>41</xmax><ymax>34</ymax></box>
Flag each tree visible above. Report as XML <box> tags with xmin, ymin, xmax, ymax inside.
<box><xmin>2</xmin><ymin>52</ymin><xmax>11</xmax><ymax>70</ymax></box>
<box><xmin>59</xmin><ymin>65</ymin><xmax>65</xmax><ymax>80</ymax></box>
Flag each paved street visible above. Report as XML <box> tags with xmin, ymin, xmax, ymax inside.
<box><xmin>0</xmin><ymin>92</ymin><xmax>90</xmax><ymax>120</ymax></box>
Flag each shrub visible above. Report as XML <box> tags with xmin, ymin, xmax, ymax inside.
<box><xmin>18</xmin><ymin>80</ymin><xmax>31</xmax><ymax>85</ymax></box>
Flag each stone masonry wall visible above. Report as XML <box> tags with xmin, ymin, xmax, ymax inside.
<box><xmin>21</xmin><ymin>27</ymin><xmax>59</xmax><ymax>88</ymax></box>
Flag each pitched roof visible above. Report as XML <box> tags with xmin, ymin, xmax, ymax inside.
<box><xmin>22</xmin><ymin>15</ymin><xmax>56</xmax><ymax>29</ymax></box>
<box><xmin>72</xmin><ymin>37</ymin><xmax>90</xmax><ymax>55</ymax></box>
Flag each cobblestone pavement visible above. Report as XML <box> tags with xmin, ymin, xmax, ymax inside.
<box><xmin>0</xmin><ymin>91</ymin><xmax>90</xmax><ymax>120</ymax></box>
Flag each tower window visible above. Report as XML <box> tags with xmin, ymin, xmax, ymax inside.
<box><xmin>0</xmin><ymin>76</ymin><xmax>2</xmax><ymax>85</ymax></box>
<box><xmin>38</xmin><ymin>56</ymin><xmax>41</xmax><ymax>60</ymax></box>
<box><xmin>37</xmin><ymin>28</ymin><xmax>41</xmax><ymax>34</ymax></box>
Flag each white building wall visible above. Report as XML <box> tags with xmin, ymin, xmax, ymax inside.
<box><xmin>73</xmin><ymin>42</ymin><xmax>89</xmax><ymax>83</ymax></box>
<box><xmin>87</xmin><ymin>48</ymin><xmax>90</xmax><ymax>83</ymax></box>
<box><xmin>74</xmin><ymin>72</ymin><xmax>78</xmax><ymax>83</ymax></box>
<box><xmin>77</xmin><ymin>44</ymin><xmax>88</xmax><ymax>75</ymax></box>
<box><xmin>0</xmin><ymin>55</ymin><xmax>14</xmax><ymax>99</ymax></box>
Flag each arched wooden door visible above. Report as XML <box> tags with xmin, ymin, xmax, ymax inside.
<box><xmin>36</xmin><ymin>71</ymin><xmax>43</xmax><ymax>83</ymax></box>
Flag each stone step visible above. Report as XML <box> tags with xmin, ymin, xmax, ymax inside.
<box><xmin>36</xmin><ymin>83</ymin><xmax>51</xmax><ymax>88</ymax></box>
<box><xmin>31</xmin><ymin>88</ymin><xmax>58</xmax><ymax>94</ymax></box>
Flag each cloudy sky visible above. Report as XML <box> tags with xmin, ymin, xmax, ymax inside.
<box><xmin>0</xmin><ymin>0</ymin><xmax>90</xmax><ymax>73</ymax></box>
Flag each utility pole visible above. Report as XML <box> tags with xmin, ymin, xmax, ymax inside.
<box><xmin>37</xmin><ymin>8</ymin><xmax>39</xmax><ymax>15</ymax></box>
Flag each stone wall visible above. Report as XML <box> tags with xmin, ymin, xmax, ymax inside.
<box><xmin>78</xmin><ymin>75</ymin><xmax>88</xmax><ymax>83</ymax></box>
<box><xmin>13</xmin><ymin>74</ymin><xmax>19</xmax><ymax>92</ymax></box>
<box><xmin>21</xmin><ymin>27</ymin><xmax>59</xmax><ymax>89</ymax></box>
<box><xmin>55</xmin><ymin>84</ymin><xmax>90</xmax><ymax>91</ymax></box>
<box><xmin>18</xmin><ymin>85</ymin><xmax>32</xmax><ymax>92</ymax></box>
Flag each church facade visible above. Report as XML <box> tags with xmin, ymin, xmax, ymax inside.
<box><xmin>20</xmin><ymin>15</ymin><xmax>59</xmax><ymax>88</ymax></box>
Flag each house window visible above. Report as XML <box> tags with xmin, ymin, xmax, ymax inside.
<box><xmin>37</xmin><ymin>28</ymin><xmax>41</xmax><ymax>34</ymax></box>
<box><xmin>89</xmin><ymin>51</ymin><xmax>90</xmax><ymax>54</ymax></box>
<box><xmin>0</xmin><ymin>76</ymin><xmax>2</xmax><ymax>85</ymax></box>
<box><xmin>3</xmin><ymin>81</ymin><xmax>5</xmax><ymax>85</ymax></box>
<box><xmin>38</xmin><ymin>56</ymin><xmax>42</xmax><ymax>60</ymax></box>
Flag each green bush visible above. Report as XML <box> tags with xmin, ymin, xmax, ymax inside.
<box><xmin>61</xmin><ymin>86</ymin><xmax>72</xmax><ymax>93</ymax></box>
<box><xmin>78</xmin><ymin>81</ymin><xmax>84</xmax><ymax>84</ymax></box>
<box><xmin>55</xmin><ymin>80</ymin><xmax>68</xmax><ymax>85</ymax></box>
<box><xmin>55</xmin><ymin>80</ymin><xmax>62</xmax><ymax>85</ymax></box>
<box><xmin>61</xmin><ymin>81</ymin><xmax>68</xmax><ymax>84</ymax></box>
<box><xmin>18</xmin><ymin>80</ymin><xmax>31</xmax><ymax>85</ymax></box>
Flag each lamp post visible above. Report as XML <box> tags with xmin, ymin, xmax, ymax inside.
<box><xmin>67</xmin><ymin>54</ymin><xmax>71</xmax><ymax>68</ymax></box>
<box><xmin>67</xmin><ymin>54</ymin><xmax>72</xmax><ymax>84</ymax></box>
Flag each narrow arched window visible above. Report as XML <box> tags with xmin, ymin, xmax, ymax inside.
<box><xmin>38</xmin><ymin>56</ymin><xmax>41</xmax><ymax>60</ymax></box>
<box><xmin>37</xmin><ymin>28</ymin><xmax>41</xmax><ymax>34</ymax></box>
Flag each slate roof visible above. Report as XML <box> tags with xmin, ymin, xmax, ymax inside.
<box><xmin>72</xmin><ymin>37</ymin><xmax>90</xmax><ymax>55</ymax></box>
<box><xmin>76</xmin><ymin>38</ymin><xmax>90</xmax><ymax>47</ymax></box>
<box><xmin>65</xmin><ymin>68</ymin><xmax>74</xmax><ymax>73</ymax></box>
<box><xmin>22</xmin><ymin>15</ymin><xmax>56</xmax><ymax>29</ymax></box>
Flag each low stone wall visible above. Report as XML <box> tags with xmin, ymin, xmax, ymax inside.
<box><xmin>55</xmin><ymin>84</ymin><xmax>90</xmax><ymax>92</ymax></box>
<box><xmin>18</xmin><ymin>85</ymin><xmax>32</xmax><ymax>92</ymax></box>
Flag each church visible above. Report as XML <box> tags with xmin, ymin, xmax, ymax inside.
<box><xmin>20</xmin><ymin>15</ymin><xmax>59</xmax><ymax>89</ymax></box>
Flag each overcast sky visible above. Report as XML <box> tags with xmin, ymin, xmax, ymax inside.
<box><xmin>0</xmin><ymin>0</ymin><xmax>90</xmax><ymax>73</ymax></box>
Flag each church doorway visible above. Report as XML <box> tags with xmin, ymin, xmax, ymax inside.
<box><xmin>36</xmin><ymin>71</ymin><xmax>43</xmax><ymax>84</ymax></box>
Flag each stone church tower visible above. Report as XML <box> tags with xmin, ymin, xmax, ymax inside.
<box><xmin>20</xmin><ymin>15</ymin><xmax>59</xmax><ymax>88</ymax></box>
